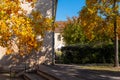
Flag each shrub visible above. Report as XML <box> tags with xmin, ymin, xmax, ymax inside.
<box><xmin>59</xmin><ymin>44</ymin><xmax>117</xmax><ymax>64</ymax></box>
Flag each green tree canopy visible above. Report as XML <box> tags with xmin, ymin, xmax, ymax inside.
<box><xmin>62</xmin><ymin>17</ymin><xmax>86</xmax><ymax>45</ymax></box>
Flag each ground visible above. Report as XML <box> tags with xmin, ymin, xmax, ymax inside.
<box><xmin>0</xmin><ymin>73</ymin><xmax>23</xmax><ymax>80</ymax></box>
<box><xmin>48</xmin><ymin>64</ymin><xmax>120</xmax><ymax>80</ymax></box>
<box><xmin>0</xmin><ymin>73</ymin><xmax>10</xmax><ymax>80</ymax></box>
<box><xmin>0</xmin><ymin>64</ymin><xmax>120</xmax><ymax>80</ymax></box>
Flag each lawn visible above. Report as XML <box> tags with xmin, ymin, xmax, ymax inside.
<box><xmin>80</xmin><ymin>64</ymin><xmax>120</xmax><ymax>72</ymax></box>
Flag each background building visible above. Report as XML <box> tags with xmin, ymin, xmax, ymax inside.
<box><xmin>54</xmin><ymin>21</ymin><xmax>65</xmax><ymax>51</ymax></box>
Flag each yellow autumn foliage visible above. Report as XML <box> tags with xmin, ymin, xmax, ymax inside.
<box><xmin>79</xmin><ymin>0</ymin><xmax>120</xmax><ymax>42</ymax></box>
<box><xmin>0</xmin><ymin>0</ymin><xmax>53</xmax><ymax>55</ymax></box>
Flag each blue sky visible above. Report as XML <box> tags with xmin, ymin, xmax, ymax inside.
<box><xmin>56</xmin><ymin>0</ymin><xmax>85</xmax><ymax>21</ymax></box>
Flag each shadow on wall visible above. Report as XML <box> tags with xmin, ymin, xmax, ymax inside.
<box><xmin>35</xmin><ymin>0</ymin><xmax>53</xmax><ymax>17</ymax></box>
<box><xmin>0</xmin><ymin>32</ymin><xmax>53</xmax><ymax>68</ymax></box>
<box><xmin>32</xmin><ymin>0</ymin><xmax>54</xmax><ymax>65</ymax></box>
<box><xmin>0</xmin><ymin>0</ymin><xmax>53</xmax><ymax>68</ymax></box>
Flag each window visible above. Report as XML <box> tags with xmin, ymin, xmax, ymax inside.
<box><xmin>57</xmin><ymin>35</ymin><xmax>61</xmax><ymax>41</ymax></box>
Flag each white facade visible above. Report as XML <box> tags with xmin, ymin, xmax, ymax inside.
<box><xmin>54</xmin><ymin>21</ymin><xmax>65</xmax><ymax>51</ymax></box>
<box><xmin>54</xmin><ymin>33</ymin><xmax>64</xmax><ymax>50</ymax></box>
<box><xmin>0</xmin><ymin>0</ymin><xmax>57</xmax><ymax>68</ymax></box>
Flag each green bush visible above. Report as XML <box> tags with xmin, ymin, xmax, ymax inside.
<box><xmin>59</xmin><ymin>44</ymin><xmax>118</xmax><ymax>64</ymax></box>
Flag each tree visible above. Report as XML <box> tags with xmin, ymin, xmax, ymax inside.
<box><xmin>79</xmin><ymin>0</ymin><xmax>120</xmax><ymax>67</ymax></box>
<box><xmin>0</xmin><ymin>0</ymin><xmax>53</xmax><ymax>56</ymax></box>
<box><xmin>62</xmin><ymin>17</ymin><xmax>86</xmax><ymax>45</ymax></box>
<box><xmin>113</xmin><ymin>0</ymin><xmax>119</xmax><ymax>67</ymax></box>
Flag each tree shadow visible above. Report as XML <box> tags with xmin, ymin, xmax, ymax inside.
<box><xmin>48</xmin><ymin>64</ymin><xmax>120</xmax><ymax>80</ymax></box>
<box><xmin>35</xmin><ymin>0</ymin><xmax>53</xmax><ymax>17</ymax></box>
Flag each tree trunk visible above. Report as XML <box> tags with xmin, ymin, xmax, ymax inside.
<box><xmin>114</xmin><ymin>19</ymin><xmax>119</xmax><ymax>67</ymax></box>
<box><xmin>113</xmin><ymin>0</ymin><xmax>119</xmax><ymax>67</ymax></box>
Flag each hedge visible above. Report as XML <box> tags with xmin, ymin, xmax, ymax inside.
<box><xmin>58</xmin><ymin>44</ymin><xmax>120</xmax><ymax>64</ymax></box>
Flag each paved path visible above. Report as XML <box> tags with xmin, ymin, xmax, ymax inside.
<box><xmin>1</xmin><ymin>64</ymin><xmax>120</xmax><ymax>80</ymax></box>
<box><xmin>38</xmin><ymin>65</ymin><xmax>80</xmax><ymax>80</ymax></box>
<box><xmin>0</xmin><ymin>73</ymin><xmax>10</xmax><ymax>80</ymax></box>
<box><xmin>0</xmin><ymin>73</ymin><xmax>24</xmax><ymax>80</ymax></box>
<box><xmin>46</xmin><ymin>64</ymin><xmax>120</xmax><ymax>80</ymax></box>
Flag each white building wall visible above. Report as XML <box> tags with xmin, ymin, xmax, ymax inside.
<box><xmin>54</xmin><ymin>33</ymin><xmax>64</xmax><ymax>50</ymax></box>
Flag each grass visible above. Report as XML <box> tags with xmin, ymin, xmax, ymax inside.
<box><xmin>79</xmin><ymin>64</ymin><xmax>120</xmax><ymax>72</ymax></box>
